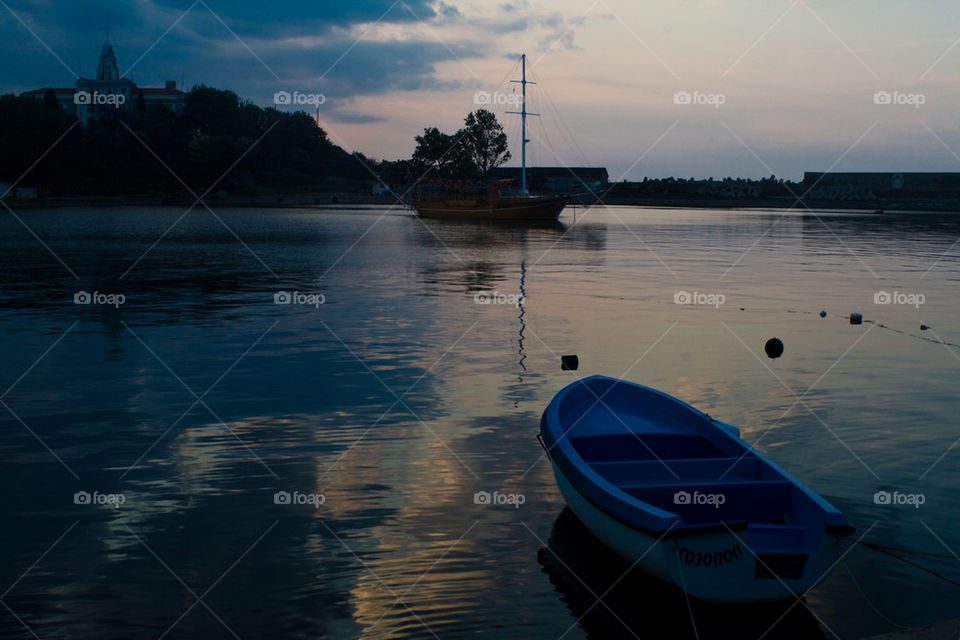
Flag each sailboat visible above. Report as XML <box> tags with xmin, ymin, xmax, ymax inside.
<box><xmin>412</xmin><ymin>54</ymin><xmax>570</xmax><ymax>221</ymax></box>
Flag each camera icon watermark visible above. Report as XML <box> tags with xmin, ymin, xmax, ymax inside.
<box><xmin>473</xmin><ymin>90</ymin><xmax>523</xmax><ymax>106</ymax></box>
<box><xmin>674</xmin><ymin>290</ymin><xmax>725</xmax><ymax>308</ymax></box>
<box><xmin>273</xmin><ymin>490</ymin><xmax>325</xmax><ymax>508</ymax></box>
<box><xmin>874</xmin><ymin>290</ymin><xmax>925</xmax><ymax>308</ymax></box>
<box><xmin>274</xmin><ymin>291</ymin><xmax>325</xmax><ymax>308</ymax></box>
<box><xmin>674</xmin><ymin>91</ymin><xmax>725</xmax><ymax>109</ymax></box>
<box><xmin>74</xmin><ymin>290</ymin><xmax>125</xmax><ymax>308</ymax></box>
<box><xmin>74</xmin><ymin>490</ymin><xmax>126</xmax><ymax>508</ymax></box>
<box><xmin>473</xmin><ymin>490</ymin><xmax>525</xmax><ymax>508</ymax></box>
<box><xmin>873</xmin><ymin>490</ymin><xmax>924</xmax><ymax>508</ymax></box>
<box><xmin>473</xmin><ymin>290</ymin><xmax>523</xmax><ymax>307</ymax></box>
<box><xmin>674</xmin><ymin>490</ymin><xmax>725</xmax><ymax>509</ymax></box>
<box><xmin>74</xmin><ymin>90</ymin><xmax>125</xmax><ymax>107</ymax></box>
<box><xmin>873</xmin><ymin>90</ymin><xmax>925</xmax><ymax>109</ymax></box>
<box><xmin>274</xmin><ymin>90</ymin><xmax>325</xmax><ymax>107</ymax></box>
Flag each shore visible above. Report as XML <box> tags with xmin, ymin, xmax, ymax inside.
<box><xmin>862</xmin><ymin>617</ymin><xmax>960</xmax><ymax>639</ymax></box>
<box><xmin>6</xmin><ymin>192</ymin><xmax>960</xmax><ymax>213</ymax></box>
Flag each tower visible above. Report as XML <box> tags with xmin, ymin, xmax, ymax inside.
<box><xmin>97</xmin><ymin>44</ymin><xmax>119</xmax><ymax>82</ymax></box>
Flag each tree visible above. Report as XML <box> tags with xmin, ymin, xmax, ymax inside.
<box><xmin>412</xmin><ymin>126</ymin><xmax>470</xmax><ymax>177</ymax></box>
<box><xmin>462</xmin><ymin>109</ymin><xmax>510</xmax><ymax>176</ymax></box>
<box><xmin>411</xmin><ymin>110</ymin><xmax>510</xmax><ymax>178</ymax></box>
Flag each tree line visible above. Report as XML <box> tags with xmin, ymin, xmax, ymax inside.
<box><xmin>0</xmin><ymin>84</ymin><xmax>514</xmax><ymax>197</ymax></box>
<box><xmin>0</xmin><ymin>86</ymin><xmax>368</xmax><ymax>196</ymax></box>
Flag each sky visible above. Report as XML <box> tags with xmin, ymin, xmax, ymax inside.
<box><xmin>3</xmin><ymin>0</ymin><xmax>960</xmax><ymax>181</ymax></box>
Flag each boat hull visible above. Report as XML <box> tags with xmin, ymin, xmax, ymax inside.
<box><xmin>551</xmin><ymin>460</ymin><xmax>848</xmax><ymax>603</ymax></box>
<box><xmin>414</xmin><ymin>195</ymin><xmax>568</xmax><ymax>220</ymax></box>
<box><xmin>540</xmin><ymin>375</ymin><xmax>854</xmax><ymax>604</ymax></box>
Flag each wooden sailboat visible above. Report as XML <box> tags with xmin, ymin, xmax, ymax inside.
<box><xmin>413</xmin><ymin>54</ymin><xmax>569</xmax><ymax>221</ymax></box>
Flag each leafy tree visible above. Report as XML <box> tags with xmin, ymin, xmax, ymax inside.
<box><xmin>462</xmin><ymin>109</ymin><xmax>510</xmax><ymax>175</ymax></box>
<box><xmin>412</xmin><ymin>127</ymin><xmax>462</xmax><ymax>177</ymax></box>
<box><xmin>412</xmin><ymin>110</ymin><xmax>510</xmax><ymax>178</ymax></box>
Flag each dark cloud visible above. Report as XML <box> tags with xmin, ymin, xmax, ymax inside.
<box><xmin>1</xmin><ymin>0</ymin><xmax>483</xmax><ymax>102</ymax></box>
<box><xmin>149</xmin><ymin>0</ymin><xmax>440</xmax><ymax>38</ymax></box>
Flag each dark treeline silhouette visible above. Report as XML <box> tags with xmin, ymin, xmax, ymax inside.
<box><xmin>0</xmin><ymin>85</ymin><xmax>368</xmax><ymax>196</ymax></box>
<box><xmin>409</xmin><ymin>109</ymin><xmax>511</xmax><ymax>179</ymax></box>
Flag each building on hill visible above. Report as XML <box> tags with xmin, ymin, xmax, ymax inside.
<box><xmin>490</xmin><ymin>167</ymin><xmax>609</xmax><ymax>193</ymax></box>
<box><xmin>22</xmin><ymin>44</ymin><xmax>186</xmax><ymax>125</ymax></box>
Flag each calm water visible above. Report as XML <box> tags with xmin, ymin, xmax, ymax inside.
<box><xmin>1</xmin><ymin>205</ymin><xmax>958</xmax><ymax>639</ymax></box>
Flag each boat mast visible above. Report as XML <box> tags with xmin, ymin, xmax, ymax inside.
<box><xmin>508</xmin><ymin>54</ymin><xmax>537</xmax><ymax>195</ymax></box>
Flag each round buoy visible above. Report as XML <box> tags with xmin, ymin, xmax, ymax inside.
<box><xmin>764</xmin><ymin>338</ymin><xmax>784</xmax><ymax>359</ymax></box>
<box><xmin>850</xmin><ymin>313</ymin><xmax>863</xmax><ymax>325</ymax></box>
<box><xmin>819</xmin><ymin>310</ymin><xmax>827</xmax><ymax>318</ymax></box>
<box><xmin>561</xmin><ymin>355</ymin><xmax>579</xmax><ymax>371</ymax></box>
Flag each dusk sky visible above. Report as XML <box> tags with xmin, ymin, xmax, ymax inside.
<box><xmin>4</xmin><ymin>0</ymin><xmax>960</xmax><ymax>180</ymax></box>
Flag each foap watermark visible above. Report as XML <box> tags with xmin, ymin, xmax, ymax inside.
<box><xmin>274</xmin><ymin>490</ymin><xmax>326</xmax><ymax>508</ymax></box>
<box><xmin>874</xmin><ymin>290</ymin><xmax>924</xmax><ymax>308</ymax></box>
<box><xmin>74</xmin><ymin>290</ymin><xmax>125</xmax><ymax>308</ymax></box>
<box><xmin>74</xmin><ymin>490</ymin><xmax>126</xmax><ymax>508</ymax></box>
<box><xmin>674</xmin><ymin>91</ymin><xmax>725</xmax><ymax>109</ymax></box>
<box><xmin>873</xmin><ymin>91</ymin><xmax>925</xmax><ymax>109</ymax></box>
<box><xmin>674</xmin><ymin>490</ymin><xmax>726</xmax><ymax>509</ymax></box>
<box><xmin>274</xmin><ymin>291</ymin><xmax>325</xmax><ymax>308</ymax></box>
<box><xmin>473</xmin><ymin>490</ymin><xmax>525</xmax><ymax>509</ymax></box>
<box><xmin>474</xmin><ymin>290</ymin><xmax>524</xmax><ymax>307</ymax></box>
<box><xmin>74</xmin><ymin>90</ymin><xmax>126</xmax><ymax>107</ymax></box>
<box><xmin>474</xmin><ymin>90</ymin><xmax>523</xmax><ymax>107</ymax></box>
<box><xmin>873</xmin><ymin>490</ymin><xmax>925</xmax><ymax>509</ymax></box>
<box><xmin>674</xmin><ymin>291</ymin><xmax>725</xmax><ymax>308</ymax></box>
<box><xmin>274</xmin><ymin>91</ymin><xmax>326</xmax><ymax>107</ymax></box>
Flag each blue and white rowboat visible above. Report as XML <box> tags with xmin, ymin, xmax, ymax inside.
<box><xmin>540</xmin><ymin>375</ymin><xmax>855</xmax><ymax>603</ymax></box>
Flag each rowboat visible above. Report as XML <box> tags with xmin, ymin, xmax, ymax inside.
<box><xmin>539</xmin><ymin>375</ymin><xmax>854</xmax><ymax>603</ymax></box>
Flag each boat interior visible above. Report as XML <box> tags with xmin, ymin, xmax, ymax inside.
<box><xmin>557</xmin><ymin>379</ymin><xmax>835</xmax><ymax>558</ymax></box>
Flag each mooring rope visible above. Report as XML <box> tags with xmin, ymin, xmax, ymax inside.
<box><xmin>850</xmin><ymin>538</ymin><xmax>960</xmax><ymax>589</ymax></box>
<box><xmin>673</xmin><ymin>540</ymin><xmax>701</xmax><ymax>640</ymax></box>
<box><xmin>842</xmin><ymin>563</ymin><xmax>911</xmax><ymax>630</ymax></box>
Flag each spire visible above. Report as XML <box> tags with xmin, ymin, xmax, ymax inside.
<box><xmin>97</xmin><ymin>44</ymin><xmax>119</xmax><ymax>81</ymax></box>
<box><xmin>95</xmin><ymin>12</ymin><xmax>119</xmax><ymax>81</ymax></box>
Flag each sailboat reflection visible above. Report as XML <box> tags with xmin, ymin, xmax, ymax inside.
<box><xmin>538</xmin><ymin>508</ymin><xmax>829</xmax><ymax>640</ymax></box>
<box><xmin>517</xmin><ymin>259</ymin><xmax>527</xmax><ymax>379</ymax></box>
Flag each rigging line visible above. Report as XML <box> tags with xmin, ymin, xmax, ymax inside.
<box><xmin>529</xmin><ymin>66</ymin><xmax>590</xmax><ymax>167</ymax></box>
<box><xmin>493</xmin><ymin>57</ymin><xmax>523</xmax><ymax>95</ymax></box>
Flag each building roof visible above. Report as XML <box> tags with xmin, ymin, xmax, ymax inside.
<box><xmin>22</xmin><ymin>88</ymin><xmax>76</xmax><ymax>96</ymax></box>
<box><xmin>139</xmin><ymin>88</ymin><xmax>186</xmax><ymax>96</ymax></box>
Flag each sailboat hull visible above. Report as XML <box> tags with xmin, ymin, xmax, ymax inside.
<box><xmin>414</xmin><ymin>195</ymin><xmax>568</xmax><ymax>220</ymax></box>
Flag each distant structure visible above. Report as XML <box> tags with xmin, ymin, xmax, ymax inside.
<box><xmin>490</xmin><ymin>167</ymin><xmax>609</xmax><ymax>193</ymax></box>
<box><xmin>22</xmin><ymin>44</ymin><xmax>186</xmax><ymax>125</ymax></box>
<box><xmin>803</xmin><ymin>172</ymin><xmax>960</xmax><ymax>200</ymax></box>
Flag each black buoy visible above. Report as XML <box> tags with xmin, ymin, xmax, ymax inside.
<box><xmin>819</xmin><ymin>310</ymin><xmax>827</xmax><ymax>318</ymax></box>
<box><xmin>764</xmin><ymin>338</ymin><xmax>784</xmax><ymax>360</ymax></box>
<box><xmin>560</xmin><ymin>355</ymin><xmax>579</xmax><ymax>371</ymax></box>
<box><xmin>921</xmin><ymin>324</ymin><xmax>930</xmax><ymax>331</ymax></box>
<box><xmin>850</xmin><ymin>313</ymin><xmax>863</xmax><ymax>325</ymax></box>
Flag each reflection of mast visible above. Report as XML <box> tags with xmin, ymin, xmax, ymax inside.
<box><xmin>517</xmin><ymin>260</ymin><xmax>527</xmax><ymax>377</ymax></box>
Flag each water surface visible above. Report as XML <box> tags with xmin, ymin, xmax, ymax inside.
<box><xmin>1</xmin><ymin>205</ymin><xmax>958</xmax><ymax>639</ymax></box>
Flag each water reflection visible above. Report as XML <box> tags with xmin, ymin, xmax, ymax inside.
<box><xmin>2</xmin><ymin>206</ymin><xmax>959</xmax><ymax>638</ymax></box>
<box><xmin>539</xmin><ymin>508</ymin><xmax>828</xmax><ymax>640</ymax></box>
